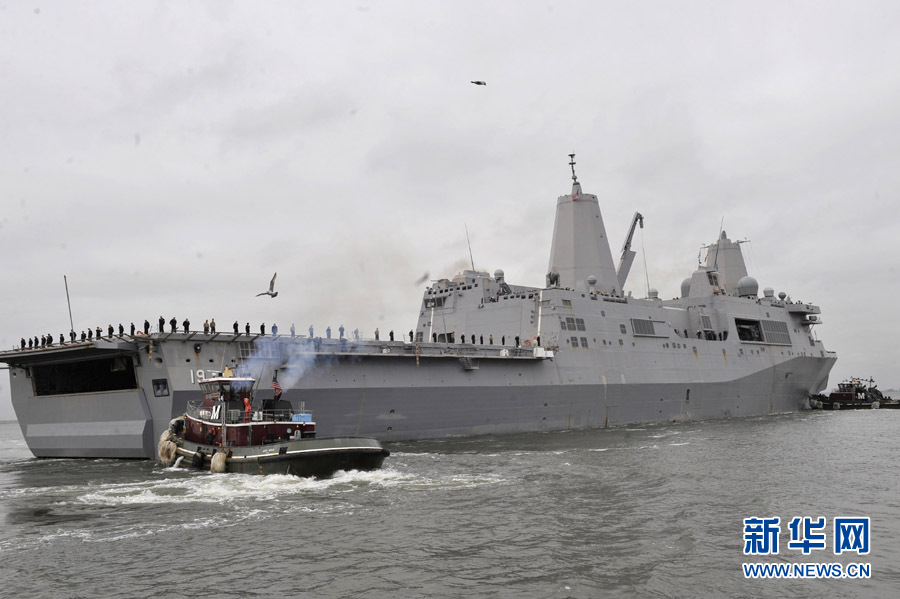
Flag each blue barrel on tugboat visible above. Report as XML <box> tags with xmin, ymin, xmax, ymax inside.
<box><xmin>158</xmin><ymin>368</ymin><xmax>389</xmax><ymax>477</ymax></box>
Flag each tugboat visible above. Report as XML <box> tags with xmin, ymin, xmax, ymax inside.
<box><xmin>809</xmin><ymin>378</ymin><xmax>899</xmax><ymax>410</ymax></box>
<box><xmin>158</xmin><ymin>368</ymin><xmax>389</xmax><ymax>476</ymax></box>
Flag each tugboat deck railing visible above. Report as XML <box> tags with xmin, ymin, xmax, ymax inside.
<box><xmin>185</xmin><ymin>401</ymin><xmax>296</xmax><ymax>424</ymax></box>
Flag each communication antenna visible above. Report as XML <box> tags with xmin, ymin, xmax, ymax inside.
<box><xmin>63</xmin><ymin>275</ymin><xmax>75</xmax><ymax>334</ymax></box>
<box><xmin>568</xmin><ymin>153</ymin><xmax>578</xmax><ymax>183</ymax></box>
<box><xmin>712</xmin><ymin>217</ymin><xmax>724</xmax><ymax>271</ymax></box>
<box><xmin>465</xmin><ymin>223</ymin><xmax>475</xmax><ymax>271</ymax></box>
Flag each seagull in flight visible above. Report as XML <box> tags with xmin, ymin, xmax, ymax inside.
<box><xmin>470</xmin><ymin>80</ymin><xmax>486</xmax><ymax>86</ymax></box>
<box><xmin>256</xmin><ymin>272</ymin><xmax>278</xmax><ymax>298</ymax></box>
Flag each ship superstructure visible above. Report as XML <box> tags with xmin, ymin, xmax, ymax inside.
<box><xmin>0</xmin><ymin>157</ymin><xmax>835</xmax><ymax>458</ymax></box>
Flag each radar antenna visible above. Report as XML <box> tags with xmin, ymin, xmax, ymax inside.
<box><xmin>63</xmin><ymin>275</ymin><xmax>75</xmax><ymax>336</ymax></box>
<box><xmin>568</xmin><ymin>153</ymin><xmax>578</xmax><ymax>184</ymax></box>
<box><xmin>712</xmin><ymin>216</ymin><xmax>724</xmax><ymax>270</ymax></box>
<box><xmin>465</xmin><ymin>222</ymin><xmax>475</xmax><ymax>271</ymax></box>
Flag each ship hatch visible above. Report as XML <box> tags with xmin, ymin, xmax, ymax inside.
<box><xmin>735</xmin><ymin>319</ymin><xmax>763</xmax><ymax>342</ymax></box>
<box><xmin>32</xmin><ymin>356</ymin><xmax>137</xmax><ymax>396</ymax></box>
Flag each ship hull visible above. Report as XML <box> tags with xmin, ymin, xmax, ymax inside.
<box><xmin>263</xmin><ymin>355</ymin><xmax>833</xmax><ymax>440</ymax></box>
<box><xmin>8</xmin><ymin>388</ymin><xmax>157</xmax><ymax>459</ymax></box>
<box><xmin>5</xmin><ymin>337</ymin><xmax>835</xmax><ymax>458</ymax></box>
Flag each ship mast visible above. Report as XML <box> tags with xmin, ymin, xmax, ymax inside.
<box><xmin>547</xmin><ymin>153</ymin><xmax>620</xmax><ymax>293</ymax></box>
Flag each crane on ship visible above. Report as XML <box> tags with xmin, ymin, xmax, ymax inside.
<box><xmin>616</xmin><ymin>212</ymin><xmax>644</xmax><ymax>289</ymax></box>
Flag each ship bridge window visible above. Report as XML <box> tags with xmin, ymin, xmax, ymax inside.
<box><xmin>425</xmin><ymin>297</ymin><xmax>445</xmax><ymax>308</ymax></box>
<box><xmin>575</xmin><ymin>318</ymin><xmax>586</xmax><ymax>331</ymax></box>
<box><xmin>565</xmin><ymin>317</ymin><xmax>576</xmax><ymax>330</ymax></box>
<box><xmin>620</xmin><ymin>324</ymin><xmax>627</xmax><ymax>334</ymax></box>
<box><xmin>707</xmin><ymin>273</ymin><xmax>719</xmax><ymax>286</ymax></box>
<box><xmin>562</xmin><ymin>299</ymin><xmax>572</xmax><ymax>307</ymax></box>
<box><xmin>32</xmin><ymin>356</ymin><xmax>138</xmax><ymax>396</ymax></box>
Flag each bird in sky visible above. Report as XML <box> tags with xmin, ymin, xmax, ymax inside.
<box><xmin>470</xmin><ymin>80</ymin><xmax>486</xmax><ymax>86</ymax></box>
<box><xmin>256</xmin><ymin>272</ymin><xmax>278</xmax><ymax>298</ymax></box>
<box><xmin>414</xmin><ymin>272</ymin><xmax>430</xmax><ymax>285</ymax></box>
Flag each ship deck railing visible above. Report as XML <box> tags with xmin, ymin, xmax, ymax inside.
<box><xmin>1</xmin><ymin>332</ymin><xmax>555</xmax><ymax>362</ymax></box>
<box><xmin>271</xmin><ymin>337</ymin><xmax>553</xmax><ymax>360</ymax></box>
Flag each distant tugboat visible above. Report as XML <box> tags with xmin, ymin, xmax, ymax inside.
<box><xmin>809</xmin><ymin>378</ymin><xmax>899</xmax><ymax>410</ymax></box>
<box><xmin>158</xmin><ymin>368</ymin><xmax>389</xmax><ymax>476</ymax></box>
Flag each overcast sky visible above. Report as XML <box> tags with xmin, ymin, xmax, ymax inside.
<box><xmin>2</xmin><ymin>1</ymin><xmax>899</xmax><ymax>420</ymax></box>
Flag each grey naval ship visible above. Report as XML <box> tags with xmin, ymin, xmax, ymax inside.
<box><xmin>0</xmin><ymin>157</ymin><xmax>836</xmax><ymax>459</ymax></box>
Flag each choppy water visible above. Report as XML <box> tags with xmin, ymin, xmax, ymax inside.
<box><xmin>1</xmin><ymin>411</ymin><xmax>898</xmax><ymax>598</ymax></box>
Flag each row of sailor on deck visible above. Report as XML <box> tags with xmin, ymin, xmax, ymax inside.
<box><xmin>18</xmin><ymin>324</ymin><xmax>538</xmax><ymax>351</ymax></box>
<box><xmin>17</xmin><ymin>318</ymin><xmax>544</xmax><ymax>351</ymax></box>
<box><xmin>429</xmin><ymin>332</ymin><xmax>533</xmax><ymax>347</ymax></box>
<box><xmin>15</xmin><ymin>318</ymin><xmax>366</xmax><ymax>350</ymax></box>
<box><xmin>20</xmin><ymin>334</ymin><xmax>66</xmax><ymax>349</ymax></box>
